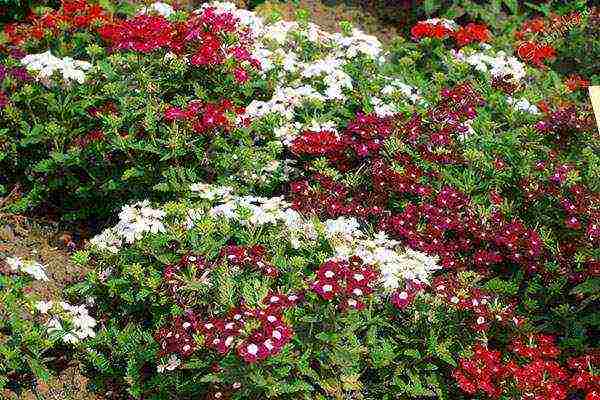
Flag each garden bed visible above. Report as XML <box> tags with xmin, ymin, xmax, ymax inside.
<box><xmin>0</xmin><ymin>0</ymin><xmax>599</xmax><ymax>399</ymax></box>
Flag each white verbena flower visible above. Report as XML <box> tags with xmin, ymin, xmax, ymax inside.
<box><xmin>21</xmin><ymin>50</ymin><xmax>92</xmax><ymax>84</ymax></box>
<box><xmin>4</xmin><ymin>256</ymin><xmax>49</xmax><ymax>281</ymax></box>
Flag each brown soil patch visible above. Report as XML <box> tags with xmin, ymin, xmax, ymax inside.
<box><xmin>0</xmin><ymin>213</ymin><xmax>98</xmax><ymax>400</ymax></box>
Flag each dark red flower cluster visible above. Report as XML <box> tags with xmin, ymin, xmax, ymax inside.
<box><xmin>432</xmin><ymin>275</ymin><xmax>521</xmax><ymax>332</ymax></box>
<box><xmin>71</xmin><ymin>130</ymin><xmax>106</xmax><ymax>149</ymax></box>
<box><xmin>291</xmin><ymin>130</ymin><xmax>344</xmax><ymax>157</ymax></box>
<box><xmin>567</xmin><ymin>352</ymin><xmax>600</xmax><ymax>398</ymax></box>
<box><xmin>97</xmin><ymin>5</ymin><xmax>261</xmax><ymax>83</ymax></box>
<box><xmin>155</xmin><ymin>314</ymin><xmax>198</xmax><ymax>358</ymax></box>
<box><xmin>200</xmin><ymin>302</ymin><xmax>295</xmax><ymax>363</ymax></box>
<box><xmin>156</xmin><ymin>291</ymin><xmax>299</xmax><ymax>364</ymax></box>
<box><xmin>454</xmin><ymin>335</ymin><xmax>600</xmax><ymax>400</ymax></box>
<box><xmin>411</xmin><ymin>20</ymin><xmax>490</xmax><ymax>47</ymax></box>
<box><xmin>534</xmin><ymin>105</ymin><xmax>590</xmax><ymax>144</ymax></box>
<box><xmin>291</xmin><ymin>174</ymin><xmax>386</xmax><ymax>219</ymax></box>
<box><xmin>491</xmin><ymin>74</ymin><xmax>519</xmax><ymax>95</ymax></box>
<box><xmin>87</xmin><ymin>101</ymin><xmax>118</xmax><ymax>118</ymax></box>
<box><xmin>291</xmin><ymin>113</ymin><xmax>393</xmax><ymax>166</ymax></box>
<box><xmin>221</xmin><ymin>245</ymin><xmax>279</xmax><ymax>278</ymax></box>
<box><xmin>0</xmin><ymin>91</ymin><xmax>8</xmax><ymax>109</ymax></box>
<box><xmin>343</xmin><ymin>112</ymin><xmax>394</xmax><ymax>158</ymax></box>
<box><xmin>311</xmin><ymin>256</ymin><xmax>378</xmax><ymax>311</ymax></box>
<box><xmin>164</xmin><ymin>99</ymin><xmax>243</xmax><ymax>134</ymax></box>
<box><xmin>3</xmin><ymin>0</ymin><xmax>107</xmax><ymax>46</ymax></box>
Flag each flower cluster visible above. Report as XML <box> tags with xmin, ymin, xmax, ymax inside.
<box><xmin>3</xmin><ymin>0</ymin><xmax>107</xmax><ymax>45</ymax></box>
<box><xmin>4</xmin><ymin>256</ymin><xmax>49</xmax><ymax>281</ymax></box>
<box><xmin>516</xmin><ymin>41</ymin><xmax>556</xmax><ymax>67</ymax></box>
<box><xmin>20</xmin><ymin>50</ymin><xmax>92</xmax><ymax>84</ymax></box>
<box><xmin>156</xmin><ymin>298</ymin><xmax>296</xmax><ymax>364</ymax></box>
<box><xmin>222</xmin><ymin>245</ymin><xmax>279</xmax><ymax>277</ymax></box>
<box><xmin>291</xmin><ymin>112</ymin><xmax>394</xmax><ymax>161</ymax></box>
<box><xmin>40</xmin><ymin>301</ymin><xmax>97</xmax><ymax>344</ymax></box>
<box><xmin>99</xmin><ymin>3</ymin><xmax>262</xmax><ymax>81</ymax></box>
<box><xmin>411</xmin><ymin>19</ymin><xmax>490</xmax><ymax>47</ymax></box>
<box><xmin>432</xmin><ymin>275</ymin><xmax>521</xmax><ymax>331</ymax></box>
<box><xmin>453</xmin><ymin>47</ymin><xmax>527</xmax><ymax>82</ymax></box>
<box><xmin>90</xmin><ymin>200</ymin><xmax>166</xmax><ymax>252</ymax></box>
<box><xmin>165</xmin><ymin>99</ymin><xmax>244</xmax><ymax>134</ymax></box>
<box><xmin>534</xmin><ymin>105</ymin><xmax>590</xmax><ymax>144</ymax></box>
<box><xmin>454</xmin><ymin>335</ymin><xmax>600</xmax><ymax>400</ymax></box>
<box><xmin>311</xmin><ymin>256</ymin><xmax>378</xmax><ymax>310</ymax></box>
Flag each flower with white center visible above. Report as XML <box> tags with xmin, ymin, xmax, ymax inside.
<box><xmin>247</xmin><ymin>343</ymin><xmax>258</xmax><ymax>355</ymax></box>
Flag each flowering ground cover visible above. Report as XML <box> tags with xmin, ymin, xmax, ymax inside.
<box><xmin>0</xmin><ymin>0</ymin><xmax>599</xmax><ymax>399</ymax></box>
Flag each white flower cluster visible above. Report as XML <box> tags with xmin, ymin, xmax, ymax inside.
<box><xmin>4</xmin><ymin>256</ymin><xmax>49</xmax><ymax>281</ymax></box>
<box><xmin>39</xmin><ymin>301</ymin><xmax>97</xmax><ymax>344</ymax></box>
<box><xmin>90</xmin><ymin>200</ymin><xmax>166</xmax><ymax>252</ymax></box>
<box><xmin>139</xmin><ymin>1</ymin><xmax>175</xmax><ymax>17</ymax></box>
<box><xmin>507</xmin><ymin>97</ymin><xmax>540</xmax><ymax>114</ymax></box>
<box><xmin>323</xmin><ymin>217</ymin><xmax>441</xmax><ymax>288</ymax></box>
<box><xmin>244</xmin><ymin>85</ymin><xmax>325</xmax><ymax>120</ymax></box>
<box><xmin>21</xmin><ymin>51</ymin><xmax>92</xmax><ymax>84</ymax></box>
<box><xmin>209</xmin><ymin>195</ymin><xmax>295</xmax><ymax>226</ymax></box>
<box><xmin>196</xmin><ymin>3</ymin><xmax>405</xmax><ymax>149</ymax></box>
<box><xmin>188</xmin><ymin>183</ymin><xmax>318</xmax><ymax>247</ymax></box>
<box><xmin>453</xmin><ymin>47</ymin><xmax>527</xmax><ymax>82</ymax></box>
<box><xmin>91</xmin><ymin>185</ymin><xmax>440</xmax><ymax>288</ymax></box>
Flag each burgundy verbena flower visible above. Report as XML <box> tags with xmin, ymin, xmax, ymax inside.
<box><xmin>0</xmin><ymin>92</ymin><xmax>8</xmax><ymax>109</ymax></box>
<box><xmin>198</xmin><ymin>303</ymin><xmax>294</xmax><ymax>364</ymax></box>
<box><xmin>311</xmin><ymin>257</ymin><xmax>378</xmax><ymax>311</ymax></box>
<box><xmin>222</xmin><ymin>244</ymin><xmax>279</xmax><ymax>277</ymax></box>
<box><xmin>291</xmin><ymin>130</ymin><xmax>344</xmax><ymax>157</ymax></box>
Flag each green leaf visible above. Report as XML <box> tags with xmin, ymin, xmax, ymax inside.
<box><xmin>570</xmin><ymin>278</ymin><xmax>600</xmax><ymax>295</ymax></box>
<box><xmin>503</xmin><ymin>0</ymin><xmax>518</xmax><ymax>14</ymax></box>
